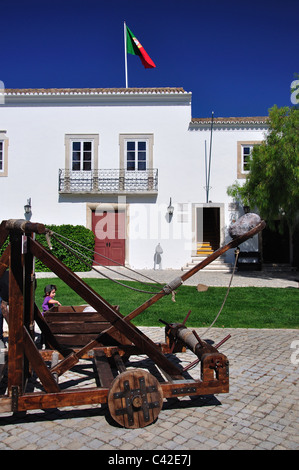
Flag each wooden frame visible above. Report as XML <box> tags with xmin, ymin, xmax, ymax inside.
<box><xmin>0</xmin><ymin>217</ymin><xmax>265</xmax><ymax>428</ymax></box>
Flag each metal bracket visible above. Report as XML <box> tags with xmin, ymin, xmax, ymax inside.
<box><xmin>171</xmin><ymin>386</ymin><xmax>197</xmax><ymax>395</ymax></box>
<box><xmin>113</xmin><ymin>377</ymin><xmax>160</xmax><ymax>425</ymax></box>
<box><xmin>11</xmin><ymin>386</ymin><xmax>19</xmax><ymax>413</ymax></box>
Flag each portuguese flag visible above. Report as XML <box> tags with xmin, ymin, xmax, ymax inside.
<box><xmin>126</xmin><ymin>25</ymin><xmax>156</xmax><ymax>69</ymax></box>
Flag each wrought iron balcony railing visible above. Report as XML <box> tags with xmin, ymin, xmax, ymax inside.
<box><xmin>59</xmin><ymin>168</ymin><xmax>158</xmax><ymax>194</ymax></box>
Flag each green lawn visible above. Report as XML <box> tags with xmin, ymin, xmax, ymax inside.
<box><xmin>35</xmin><ymin>277</ymin><xmax>299</xmax><ymax>329</ymax></box>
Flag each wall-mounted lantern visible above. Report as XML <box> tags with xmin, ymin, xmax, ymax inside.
<box><xmin>167</xmin><ymin>198</ymin><xmax>174</xmax><ymax>216</ymax></box>
<box><xmin>24</xmin><ymin>198</ymin><xmax>32</xmax><ymax>218</ymax></box>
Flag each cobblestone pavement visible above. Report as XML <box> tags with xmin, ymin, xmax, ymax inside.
<box><xmin>0</xmin><ymin>326</ymin><xmax>298</xmax><ymax>451</ymax></box>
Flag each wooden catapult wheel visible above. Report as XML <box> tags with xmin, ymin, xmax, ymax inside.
<box><xmin>0</xmin><ymin>215</ymin><xmax>265</xmax><ymax>428</ymax></box>
<box><xmin>108</xmin><ymin>369</ymin><xmax>163</xmax><ymax>428</ymax></box>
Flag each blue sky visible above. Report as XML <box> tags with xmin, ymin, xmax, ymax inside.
<box><xmin>1</xmin><ymin>0</ymin><xmax>298</xmax><ymax>117</ymax></box>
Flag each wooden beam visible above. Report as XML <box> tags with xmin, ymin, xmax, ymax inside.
<box><xmin>116</xmin><ymin>221</ymin><xmax>267</xmax><ymax>324</ymax></box>
<box><xmin>23</xmin><ymin>327</ymin><xmax>60</xmax><ymax>393</ymax></box>
<box><xmin>181</xmin><ymin>220</ymin><xmax>266</xmax><ymax>283</ymax></box>
<box><xmin>23</xmin><ymin>234</ymin><xmax>35</xmax><ymax>343</ymax></box>
<box><xmin>160</xmin><ymin>378</ymin><xmax>229</xmax><ymax>398</ymax></box>
<box><xmin>8</xmin><ymin>232</ymin><xmax>25</xmax><ymax>394</ymax></box>
<box><xmin>34</xmin><ymin>304</ymin><xmax>73</xmax><ymax>357</ymax></box>
<box><xmin>0</xmin><ymin>397</ymin><xmax>12</xmax><ymax>413</ymax></box>
<box><xmin>5</xmin><ymin>219</ymin><xmax>46</xmax><ymax>235</ymax></box>
<box><xmin>113</xmin><ymin>352</ymin><xmax>126</xmax><ymax>373</ymax></box>
<box><xmin>93</xmin><ymin>349</ymin><xmax>115</xmax><ymax>388</ymax></box>
<box><xmin>29</xmin><ymin>238</ymin><xmax>183</xmax><ymax>380</ymax></box>
<box><xmin>17</xmin><ymin>387</ymin><xmax>109</xmax><ymax>412</ymax></box>
<box><xmin>0</xmin><ymin>220</ymin><xmax>9</xmax><ymax>249</ymax></box>
<box><xmin>0</xmin><ymin>244</ymin><xmax>10</xmax><ymax>277</ymax></box>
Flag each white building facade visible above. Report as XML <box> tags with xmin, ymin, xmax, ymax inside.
<box><xmin>0</xmin><ymin>87</ymin><xmax>268</xmax><ymax>269</ymax></box>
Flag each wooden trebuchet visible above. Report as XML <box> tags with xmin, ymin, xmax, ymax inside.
<box><xmin>0</xmin><ymin>214</ymin><xmax>265</xmax><ymax>428</ymax></box>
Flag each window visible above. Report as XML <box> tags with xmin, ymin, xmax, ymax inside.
<box><xmin>237</xmin><ymin>141</ymin><xmax>261</xmax><ymax>179</ymax></box>
<box><xmin>126</xmin><ymin>140</ymin><xmax>147</xmax><ymax>171</ymax></box>
<box><xmin>241</xmin><ymin>145</ymin><xmax>252</xmax><ymax>173</ymax></box>
<box><xmin>0</xmin><ymin>132</ymin><xmax>8</xmax><ymax>177</ymax></box>
<box><xmin>0</xmin><ymin>141</ymin><xmax>3</xmax><ymax>171</ymax></box>
<box><xmin>65</xmin><ymin>134</ymin><xmax>99</xmax><ymax>171</ymax></box>
<box><xmin>72</xmin><ymin>141</ymin><xmax>92</xmax><ymax>171</ymax></box>
<box><xmin>119</xmin><ymin>134</ymin><xmax>154</xmax><ymax>171</ymax></box>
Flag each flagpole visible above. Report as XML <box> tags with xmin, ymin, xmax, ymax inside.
<box><xmin>124</xmin><ymin>21</ymin><xmax>128</xmax><ymax>88</ymax></box>
<box><xmin>206</xmin><ymin>111</ymin><xmax>214</xmax><ymax>203</ymax></box>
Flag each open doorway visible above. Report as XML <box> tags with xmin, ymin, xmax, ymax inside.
<box><xmin>202</xmin><ymin>207</ymin><xmax>220</xmax><ymax>250</ymax></box>
<box><xmin>195</xmin><ymin>205</ymin><xmax>222</xmax><ymax>255</ymax></box>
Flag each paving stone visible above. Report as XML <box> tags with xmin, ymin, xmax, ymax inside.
<box><xmin>0</xmin><ymin>325</ymin><xmax>298</xmax><ymax>450</ymax></box>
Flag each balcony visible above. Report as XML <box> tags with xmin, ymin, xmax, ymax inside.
<box><xmin>58</xmin><ymin>168</ymin><xmax>158</xmax><ymax>194</ymax></box>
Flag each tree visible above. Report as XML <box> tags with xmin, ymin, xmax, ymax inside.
<box><xmin>227</xmin><ymin>105</ymin><xmax>299</xmax><ymax>265</ymax></box>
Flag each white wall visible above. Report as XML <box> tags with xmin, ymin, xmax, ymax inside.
<box><xmin>0</xmin><ymin>92</ymin><xmax>267</xmax><ymax>269</ymax></box>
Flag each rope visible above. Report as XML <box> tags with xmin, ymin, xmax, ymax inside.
<box><xmin>50</xmin><ymin>232</ymin><xmax>166</xmax><ymax>295</ymax></box>
<box><xmin>199</xmin><ymin>248</ymin><xmax>240</xmax><ymax>337</ymax></box>
<box><xmin>44</xmin><ymin>231</ymin><xmax>239</xmax><ymax>316</ymax></box>
<box><xmin>49</xmin><ymin>230</ymin><xmax>164</xmax><ymax>287</ymax></box>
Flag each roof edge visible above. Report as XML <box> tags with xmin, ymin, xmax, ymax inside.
<box><xmin>4</xmin><ymin>87</ymin><xmax>189</xmax><ymax>96</ymax></box>
<box><xmin>191</xmin><ymin>116</ymin><xmax>269</xmax><ymax>125</ymax></box>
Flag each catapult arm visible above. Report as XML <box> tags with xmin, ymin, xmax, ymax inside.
<box><xmin>126</xmin><ymin>214</ymin><xmax>266</xmax><ymax>323</ymax></box>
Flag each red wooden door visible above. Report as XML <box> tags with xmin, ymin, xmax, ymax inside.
<box><xmin>92</xmin><ymin>210</ymin><xmax>125</xmax><ymax>266</ymax></box>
